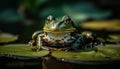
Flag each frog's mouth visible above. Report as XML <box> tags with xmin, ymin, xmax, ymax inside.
<box><xmin>44</xmin><ymin>28</ymin><xmax>76</xmax><ymax>33</ymax></box>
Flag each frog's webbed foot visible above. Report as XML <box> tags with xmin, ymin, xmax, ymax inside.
<box><xmin>91</xmin><ymin>39</ymin><xmax>106</xmax><ymax>47</ymax></box>
<box><xmin>28</xmin><ymin>40</ymin><xmax>38</xmax><ymax>52</ymax></box>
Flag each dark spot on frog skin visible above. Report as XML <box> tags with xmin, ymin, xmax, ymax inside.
<box><xmin>52</xmin><ymin>38</ymin><xmax>54</xmax><ymax>40</ymax></box>
<box><xmin>64</xmin><ymin>36</ymin><xmax>67</xmax><ymax>38</ymax></box>
<box><xmin>55</xmin><ymin>40</ymin><xmax>61</xmax><ymax>43</ymax></box>
<box><xmin>62</xmin><ymin>38</ymin><xmax>64</xmax><ymax>40</ymax></box>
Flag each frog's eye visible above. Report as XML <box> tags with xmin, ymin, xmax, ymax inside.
<box><xmin>47</xmin><ymin>15</ymin><xmax>55</xmax><ymax>21</ymax></box>
<box><xmin>62</xmin><ymin>16</ymin><xmax>71</xmax><ymax>21</ymax></box>
<box><xmin>45</xmin><ymin>15</ymin><xmax>55</xmax><ymax>23</ymax></box>
<box><xmin>62</xmin><ymin>15</ymin><xmax>72</xmax><ymax>25</ymax></box>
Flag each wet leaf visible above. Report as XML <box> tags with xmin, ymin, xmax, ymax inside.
<box><xmin>0</xmin><ymin>44</ymin><xmax>49</xmax><ymax>57</ymax></box>
<box><xmin>0</xmin><ymin>33</ymin><xmax>18</xmax><ymax>43</ymax></box>
<box><xmin>52</xmin><ymin>44</ymin><xmax>120</xmax><ymax>61</ymax></box>
<box><xmin>106</xmin><ymin>35</ymin><xmax>120</xmax><ymax>42</ymax></box>
<box><xmin>81</xmin><ymin>20</ymin><xmax>120</xmax><ymax>31</ymax></box>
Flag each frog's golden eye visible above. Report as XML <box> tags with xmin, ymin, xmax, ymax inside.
<box><xmin>45</xmin><ymin>15</ymin><xmax>55</xmax><ymax>23</ymax></box>
<box><xmin>47</xmin><ymin>15</ymin><xmax>55</xmax><ymax>21</ymax></box>
<box><xmin>62</xmin><ymin>15</ymin><xmax>71</xmax><ymax>21</ymax></box>
<box><xmin>62</xmin><ymin>15</ymin><xmax>72</xmax><ymax>25</ymax></box>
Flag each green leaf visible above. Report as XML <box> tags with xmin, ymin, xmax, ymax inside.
<box><xmin>106</xmin><ymin>35</ymin><xmax>120</xmax><ymax>42</ymax></box>
<box><xmin>52</xmin><ymin>44</ymin><xmax>120</xmax><ymax>61</ymax></box>
<box><xmin>81</xmin><ymin>20</ymin><xmax>120</xmax><ymax>31</ymax></box>
<box><xmin>0</xmin><ymin>44</ymin><xmax>49</xmax><ymax>57</ymax></box>
<box><xmin>0</xmin><ymin>33</ymin><xmax>18</xmax><ymax>43</ymax></box>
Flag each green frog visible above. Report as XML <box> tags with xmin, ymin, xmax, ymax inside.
<box><xmin>29</xmin><ymin>15</ymin><xmax>104</xmax><ymax>51</ymax></box>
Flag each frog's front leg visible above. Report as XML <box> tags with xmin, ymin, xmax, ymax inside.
<box><xmin>37</xmin><ymin>34</ymin><xmax>45</xmax><ymax>51</ymax></box>
<box><xmin>70</xmin><ymin>34</ymin><xmax>85</xmax><ymax>51</ymax></box>
<box><xmin>29</xmin><ymin>31</ymin><xmax>44</xmax><ymax>51</ymax></box>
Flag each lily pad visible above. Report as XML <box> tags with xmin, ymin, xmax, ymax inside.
<box><xmin>52</xmin><ymin>44</ymin><xmax>120</xmax><ymax>61</ymax></box>
<box><xmin>80</xmin><ymin>20</ymin><xmax>120</xmax><ymax>31</ymax></box>
<box><xmin>106</xmin><ymin>35</ymin><xmax>120</xmax><ymax>42</ymax></box>
<box><xmin>0</xmin><ymin>33</ymin><xmax>18</xmax><ymax>43</ymax></box>
<box><xmin>0</xmin><ymin>44</ymin><xmax>49</xmax><ymax>57</ymax></box>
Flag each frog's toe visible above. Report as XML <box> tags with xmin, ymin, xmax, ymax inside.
<box><xmin>37</xmin><ymin>48</ymin><xmax>42</xmax><ymax>51</ymax></box>
<box><xmin>31</xmin><ymin>48</ymin><xmax>37</xmax><ymax>52</ymax></box>
<box><xmin>30</xmin><ymin>46</ymin><xmax>39</xmax><ymax>52</ymax></box>
<box><xmin>28</xmin><ymin>40</ymin><xmax>32</xmax><ymax>46</ymax></box>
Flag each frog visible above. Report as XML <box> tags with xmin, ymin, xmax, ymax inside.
<box><xmin>29</xmin><ymin>15</ymin><xmax>104</xmax><ymax>51</ymax></box>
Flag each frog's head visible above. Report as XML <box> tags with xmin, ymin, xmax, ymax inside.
<box><xmin>43</xmin><ymin>15</ymin><xmax>76</xmax><ymax>33</ymax></box>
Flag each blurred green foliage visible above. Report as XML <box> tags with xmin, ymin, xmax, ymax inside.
<box><xmin>0</xmin><ymin>44</ymin><xmax>49</xmax><ymax>57</ymax></box>
<box><xmin>19</xmin><ymin>0</ymin><xmax>47</xmax><ymax>13</ymax></box>
<box><xmin>0</xmin><ymin>0</ymin><xmax>119</xmax><ymax>43</ymax></box>
<box><xmin>40</xmin><ymin>2</ymin><xmax>111</xmax><ymax>24</ymax></box>
<box><xmin>0</xmin><ymin>9</ymin><xmax>24</xmax><ymax>23</ymax></box>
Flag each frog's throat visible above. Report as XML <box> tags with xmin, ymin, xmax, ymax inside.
<box><xmin>43</xmin><ymin>32</ymin><xmax>75</xmax><ymax>44</ymax></box>
<box><xmin>45</xmin><ymin>32</ymin><xmax>71</xmax><ymax>40</ymax></box>
<box><xmin>43</xmin><ymin>29</ymin><xmax>76</xmax><ymax>33</ymax></box>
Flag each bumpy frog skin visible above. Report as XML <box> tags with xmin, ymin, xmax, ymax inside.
<box><xmin>29</xmin><ymin>15</ymin><xmax>104</xmax><ymax>51</ymax></box>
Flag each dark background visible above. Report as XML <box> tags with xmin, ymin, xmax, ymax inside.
<box><xmin>0</xmin><ymin>0</ymin><xmax>120</xmax><ymax>43</ymax></box>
